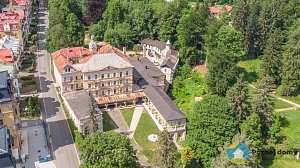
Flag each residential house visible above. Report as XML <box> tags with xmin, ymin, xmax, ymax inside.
<box><xmin>0</xmin><ymin>8</ymin><xmax>25</xmax><ymax>44</ymax></box>
<box><xmin>0</xmin><ymin>125</ymin><xmax>16</xmax><ymax>168</ymax></box>
<box><xmin>209</xmin><ymin>5</ymin><xmax>232</xmax><ymax>18</ymax></box>
<box><xmin>0</xmin><ymin>71</ymin><xmax>21</xmax><ymax>157</ymax></box>
<box><xmin>0</xmin><ymin>36</ymin><xmax>21</xmax><ymax>68</ymax></box>
<box><xmin>141</xmin><ymin>38</ymin><xmax>179</xmax><ymax>83</ymax></box>
<box><xmin>63</xmin><ymin>90</ymin><xmax>103</xmax><ymax>135</ymax></box>
<box><xmin>0</xmin><ymin>63</ymin><xmax>20</xmax><ymax>98</ymax></box>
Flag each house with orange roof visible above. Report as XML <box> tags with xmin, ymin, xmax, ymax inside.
<box><xmin>0</xmin><ymin>8</ymin><xmax>26</xmax><ymax>42</ymax></box>
<box><xmin>52</xmin><ymin>43</ymin><xmax>135</xmax><ymax>104</ymax></box>
<box><xmin>0</xmin><ymin>49</ymin><xmax>14</xmax><ymax>64</ymax></box>
<box><xmin>209</xmin><ymin>5</ymin><xmax>232</xmax><ymax>18</ymax></box>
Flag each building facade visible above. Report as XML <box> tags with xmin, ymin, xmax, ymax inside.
<box><xmin>141</xmin><ymin>39</ymin><xmax>179</xmax><ymax>83</ymax></box>
<box><xmin>0</xmin><ymin>71</ymin><xmax>21</xmax><ymax>155</ymax></box>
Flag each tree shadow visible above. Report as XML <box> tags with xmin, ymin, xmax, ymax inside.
<box><xmin>261</xmin><ymin>145</ymin><xmax>276</xmax><ymax>167</ymax></box>
<box><xmin>35</xmin><ymin>76</ymin><xmax>52</xmax><ymax>93</ymax></box>
<box><xmin>236</xmin><ymin>66</ymin><xmax>259</xmax><ymax>84</ymax></box>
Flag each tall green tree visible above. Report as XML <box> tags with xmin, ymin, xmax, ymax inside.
<box><xmin>281</xmin><ymin>20</ymin><xmax>300</xmax><ymax>96</ymax></box>
<box><xmin>104</xmin><ymin>22</ymin><xmax>134</xmax><ymax>49</ymax></box>
<box><xmin>258</xmin><ymin>0</ymin><xmax>285</xmax><ymax>52</ymax></box>
<box><xmin>232</xmin><ymin>0</ymin><xmax>250</xmax><ymax>36</ymax></box>
<box><xmin>252</xmin><ymin>76</ymin><xmax>275</xmax><ymax>136</ymax></box>
<box><xmin>177</xmin><ymin>6</ymin><xmax>209</xmax><ymax>65</ymax></box>
<box><xmin>156</xmin><ymin>130</ymin><xmax>177</xmax><ymax>168</ymax></box>
<box><xmin>240</xmin><ymin>112</ymin><xmax>263</xmax><ymax>163</ymax></box>
<box><xmin>226</xmin><ymin>75</ymin><xmax>249</xmax><ymax>123</ymax></box>
<box><xmin>180</xmin><ymin>147</ymin><xmax>199</xmax><ymax>168</ymax></box>
<box><xmin>261</xmin><ymin>29</ymin><xmax>283</xmax><ymax>85</ymax></box>
<box><xmin>186</xmin><ymin>95</ymin><xmax>237</xmax><ymax>167</ymax></box>
<box><xmin>216</xmin><ymin>25</ymin><xmax>245</xmax><ymax>61</ymax></box>
<box><xmin>79</xmin><ymin>132</ymin><xmax>139</xmax><ymax>168</ymax></box>
<box><xmin>88</xmin><ymin>92</ymin><xmax>98</xmax><ymax>134</ymax></box>
<box><xmin>83</xmin><ymin>0</ymin><xmax>107</xmax><ymax>26</ymax></box>
<box><xmin>268</xmin><ymin>115</ymin><xmax>282</xmax><ymax>144</ymax></box>
<box><xmin>66</xmin><ymin>13</ymin><xmax>84</xmax><ymax>47</ymax></box>
<box><xmin>207</xmin><ymin>45</ymin><xmax>237</xmax><ymax>96</ymax></box>
<box><xmin>46</xmin><ymin>23</ymin><xmax>69</xmax><ymax>52</ymax></box>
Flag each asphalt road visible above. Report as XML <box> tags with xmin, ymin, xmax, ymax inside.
<box><xmin>35</xmin><ymin>1</ymin><xmax>80</xmax><ymax>168</ymax></box>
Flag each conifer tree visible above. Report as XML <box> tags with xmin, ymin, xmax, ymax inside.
<box><xmin>88</xmin><ymin>92</ymin><xmax>97</xmax><ymax>134</ymax></box>
<box><xmin>261</xmin><ymin>29</ymin><xmax>283</xmax><ymax>86</ymax></box>
<box><xmin>281</xmin><ymin>20</ymin><xmax>300</xmax><ymax>96</ymax></box>
<box><xmin>226</xmin><ymin>75</ymin><xmax>249</xmax><ymax>123</ymax></box>
<box><xmin>157</xmin><ymin>130</ymin><xmax>176</xmax><ymax>168</ymax></box>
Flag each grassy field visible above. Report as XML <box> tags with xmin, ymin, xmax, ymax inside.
<box><xmin>120</xmin><ymin>108</ymin><xmax>134</xmax><ymax>127</ymax></box>
<box><xmin>20</xmin><ymin>76</ymin><xmax>37</xmax><ymax>94</ymax></box>
<box><xmin>276</xmin><ymin>85</ymin><xmax>300</xmax><ymax>105</ymax></box>
<box><xmin>102</xmin><ymin>111</ymin><xmax>115</xmax><ymax>132</ymax></box>
<box><xmin>134</xmin><ymin>111</ymin><xmax>160</xmax><ymax>163</ymax></box>
<box><xmin>237</xmin><ymin>59</ymin><xmax>261</xmax><ymax>84</ymax></box>
<box><xmin>248</xmin><ymin>86</ymin><xmax>292</xmax><ymax>110</ymax></box>
<box><xmin>262</xmin><ymin>109</ymin><xmax>300</xmax><ymax>167</ymax></box>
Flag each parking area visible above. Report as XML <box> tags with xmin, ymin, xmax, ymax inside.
<box><xmin>20</xmin><ymin>120</ymin><xmax>50</xmax><ymax>168</ymax></box>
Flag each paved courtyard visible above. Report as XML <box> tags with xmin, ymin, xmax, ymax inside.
<box><xmin>21</xmin><ymin>120</ymin><xmax>50</xmax><ymax>168</ymax></box>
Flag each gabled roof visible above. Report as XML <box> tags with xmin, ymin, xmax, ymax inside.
<box><xmin>0</xmin><ymin>125</ymin><xmax>9</xmax><ymax>155</ymax></box>
<box><xmin>81</xmin><ymin>53</ymin><xmax>132</xmax><ymax>72</ymax></box>
<box><xmin>98</xmin><ymin>44</ymin><xmax>126</xmax><ymax>58</ymax></box>
<box><xmin>141</xmin><ymin>38</ymin><xmax>167</xmax><ymax>50</ymax></box>
<box><xmin>209</xmin><ymin>5</ymin><xmax>232</xmax><ymax>14</ymax></box>
<box><xmin>0</xmin><ymin>49</ymin><xmax>14</xmax><ymax>64</ymax></box>
<box><xmin>0</xmin><ymin>9</ymin><xmax>24</xmax><ymax>22</ymax></box>
<box><xmin>161</xmin><ymin>50</ymin><xmax>178</xmax><ymax>69</ymax></box>
<box><xmin>143</xmin><ymin>85</ymin><xmax>186</xmax><ymax>121</ymax></box>
<box><xmin>0</xmin><ymin>71</ymin><xmax>8</xmax><ymax>89</ymax></box>
<box><xmin>128</xmin><ymin>57</ymin><xmax>165</xmax><ymax>87</ymax></box>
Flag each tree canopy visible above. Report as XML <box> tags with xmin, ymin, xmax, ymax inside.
<box><xmin>79</xmin><ymin>132</ymin><xmax>139</xmax><ymax>168</ymax></box>
<box><xmin>186</xmin><ymin>95</ymin><xmax>237</xmax><ymax>167</ymax></box>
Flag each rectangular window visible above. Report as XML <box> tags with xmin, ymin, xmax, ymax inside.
<box><xmin>114</xmin><ymin>89</ymin><xmax>117</xmax><ymax>95</ymax></box>
<box><xmin>102</xmin><ymin>91</ymin><xmax>105</xmax><ymax>95</ymax></box>
<box><xmin>107</xmin><ymin>73</ymin><xmax>110</xmax><ymax>78</ymax></box>
<box><xmin>120</xmin><ymin>80</ymin><xmax>123</xmax><ymax>84</ymax></box>
<box><xmin>70</xmin><ymin>85</ymin><xmax>74</xmax><ymax>90</ymax></box>
<box><xmin>126</xmin><ymin>71</ymin><xmax>129</xmax><ymax>76</ymax></box>
<box><xmin>64</xmin><ymin>77</ymin><xmax>67</xmax><ymax>82</ymax></box>
<box><xmin>120</xmin><ymin>88</ymin><xmax>123</xmax><ymax>93</ymax></box>
<box><xmin>75</xmin><ymin>76</ymin><xmax>78</xmax><ymax>80</ymax></box>
<box><xmin>120</xmin><ymin>72</ymin><xmax>123</xmax><ymax>77</ymax></box>
<box><xmin>108</xmin><ymin>82</ymin><xmax>111</xmax><ymax>86</ymax></box>
<box><xmin>95</xmin><ymin>75</ymin><xmax>97</xmax><ymax>79</ymax></box>
<box><xmin>101</xmin><ymin>83</ymin><xmax>105</xmax><ymax>87</ymax></box>
<box><xmin>108</xmin><ymin>90</ymin><xmax>111</xmax><ymax>95</ymax></box>
<box><xmin>113</xmin><ymin>73</ymin><xmax>116</xmax><ymax>77</ymax></box>
<box><xmin>81</xmin><ymin>75</ymin><xmax>83</xmax><ymax>79</ymax></box>
<box><xmin>88</xmin><ymin>75</ymin><xmax>91</xmax><ymax>80</ymax></box>
<box><xmin>126</xmin><ymin>79</ymin><xmax>129</xmax><ymax>84</ymax></box>
<box><xmin>101</xmin><ymin>74</ymin><xmax>104</xmax><ymax>78</ymax></box>
<box><xmin>126</xmin><ymin>87</ymin><xmax>129</xmax><ymax>93</ymax></box>
<box><xmin>76</xmin><ymin>84</ymin><xmax>78</xmax><ymax>89</ymax></box>
<box><xmin>70</xmin><ymin>76</ymin><xmax>73</xmax><ymax>81</ymax></box>
<box><xmin>114</xmin><ymin>81</ymin><xmax>117</xmax><ymax>85</ymax></box>
<box><xmin>88</xmin><ymin>84</ymin><xmax>91</xmax><ymax>88</ymax></box>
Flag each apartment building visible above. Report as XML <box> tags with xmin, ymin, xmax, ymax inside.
<box><xmin>52</xmin><ymin>45</ymin><xmax>134</xmax><ymax>98</ymax></box>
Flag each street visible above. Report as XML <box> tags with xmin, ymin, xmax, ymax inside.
<box><xmin>35</xmin><ymin>1</ymin><xmax>80</xmax><ymax>168</ymax></box>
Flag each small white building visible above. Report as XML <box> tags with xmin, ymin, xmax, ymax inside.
<box><xmin>141</xmin><ymin>39</ymin><xmax>179</xmax><ymax>83</ymax></box>
<box><xmin>62</xmin><ymin>90</ymin><xmax>103</xmax><ymax>135</ymax></box>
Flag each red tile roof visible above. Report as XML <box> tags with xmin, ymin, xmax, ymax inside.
<box><xmin>0</xmin><ymin>9</ymin><xmax>24</xmax><ymax>23</ymax></box>
<box><xmin>9</xmin><ymin>0</ymin><xmax>29</xmax><ymax>6</ymax></box>
<box><xmin>209</xmin><ymin>5</ymin><xmax>232</xmax><ymax>14</ymax></box>
<box><xmin>52</xmin><ymin>44</ymin><xmax>128</xmax><ymax>73</ymax></box>
<box><xmin>0</xmin><ymin>49</ymin><xmax>14</xmax><ymax>64</ymax></box>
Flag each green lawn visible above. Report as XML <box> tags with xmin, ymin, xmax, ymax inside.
<box><xmin>262</xmin><ymin>109</ymin><xmax>300</xmax><ymax>168</ymax></box>
<box><xmin>237</xmin><ymin>59</ymin><xmax>261</xmax><ymax>84</ymax></box>
<box><xmin>276</xmin><ymin>85</ymin><xmax>300</xmax><ymax>105</ymax></box>
<box><xmin>102</xmin><ymin>111</ymin><xmax>115</xmax><ymax>132</ymax></box>
<box><xmin>248</xmin><ymin>86</ymin><xmax>291</xmax><ymax>110</ymax></box>
<box><xmin>20</xmin><ymin>76</ymin><xmax>37</xmax><ymax>94</ymax></box>
<box><xmin>120</xmin><ymin>108</ymin><xmax>134</xmax><ymax>127</ymax></box>
<box><xmin>134</xmin><ymin>111</ymin><xmax>160</xmax><ymax>163</ymax></box>
<box><xmin>171</xmin><ymin>70</ymin><xmax>207</xmax><ymax>115</ymax></box>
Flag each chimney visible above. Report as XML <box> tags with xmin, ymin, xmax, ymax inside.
<box><xmin>80</xmin><ymin>47</ymin><xmax>83</xmax><ymax>59</ymax></box>
<box><xmin>143</xmin><ymin>45</ymin><xmax>146</xmax><ymax>57</ymax></box>
<box><xmin>123</xmin><ymin>47</ymin><xmax>127</xmax><ymax>57</ymax></box>
<box><xmin>145</xmin><ymin>66</ymin><xmax>148</xmax><ymax>69</ymax></box>
<box><xmin>67</xmin><ymin>47</ymin><xmax>70</xmax><ymax>61</ymax></box>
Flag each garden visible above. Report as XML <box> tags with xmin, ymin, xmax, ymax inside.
<box><xmin>120</xmin><ymin>108</ymin><xmax>134</xmax><ymax>127</ymax></box>
<box><xmin>20</xmin><ymin>96</ymin><xmax>40</xmax><ymax>118</ymax></box>
<box><xmin>20</xmin><ymin>75</ymin><xmax>37</xmax><ymax>94</ymax></box>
